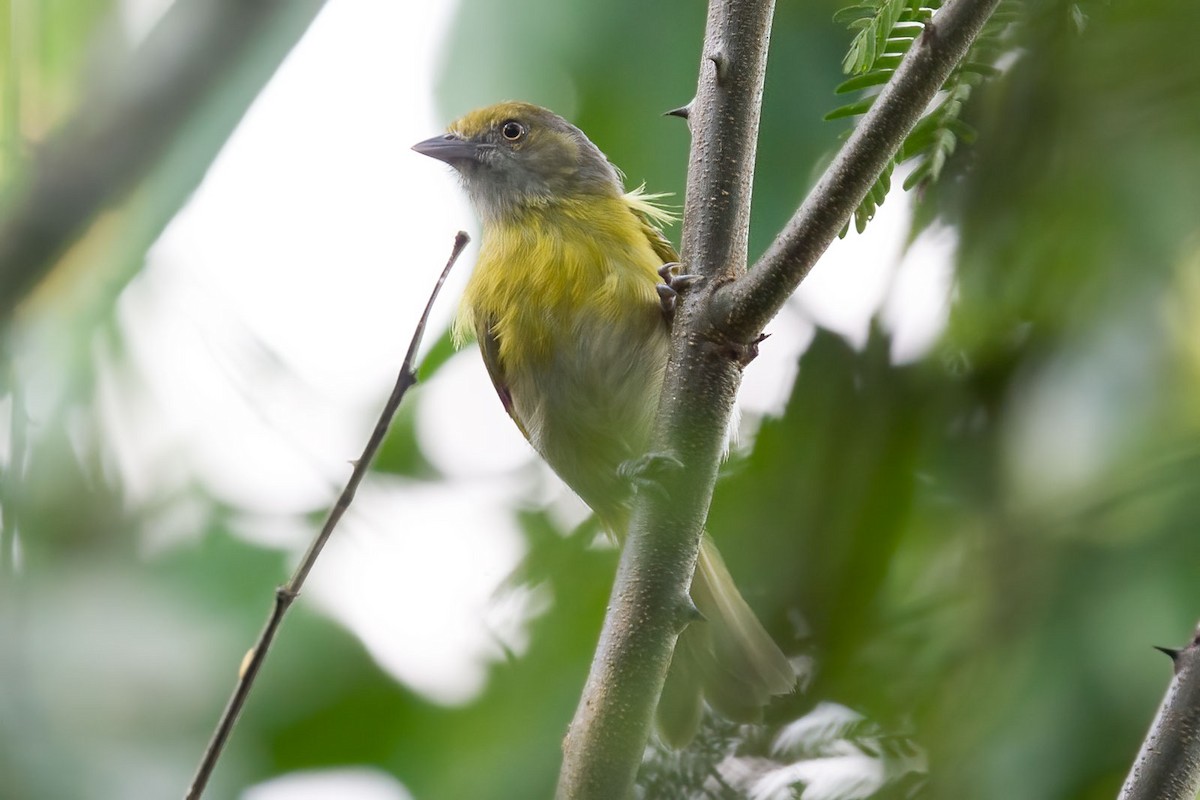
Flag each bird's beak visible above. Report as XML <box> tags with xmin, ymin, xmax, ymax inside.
<box><xmin>412</xmin><ymin>133</ymin><xmax>479</xmax><ymax>165</ymax></box>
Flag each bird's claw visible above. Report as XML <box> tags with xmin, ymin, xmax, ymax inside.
<box><xmin>619</xmin><ymin>452</ymin><xmax>685</xmax><ymax>500</ymax></box>
<box><xmin>657</xmin><ymin>263</ymin><xmax>703</xmax><ymax>321</ymax></box>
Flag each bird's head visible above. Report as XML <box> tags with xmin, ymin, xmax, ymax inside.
<box><xmin>413</xmin><ymin>102</ymin><xmax>622</xmax><ymax>223</ymax></box>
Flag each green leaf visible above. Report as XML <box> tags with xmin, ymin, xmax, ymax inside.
<box><xmin>855</xmin><ymin>204</ymin><xmax>871</xmax><ymax>233</ymax></box>
<box><xmin>960</xmin><ymin>61</ymin><xmax>1002</xmax><ymax>78</ymax></box>
<box><xmin>900</xmin><ymin>5</ymin><xmax>937</xmax><ymax>23</ymax></box>
<box><xmin>847</xmin><ymin>30</ymin><xmax>878</xmax><ymax>74</ymax></box>
<box><xmin>944</xmin><ymin>116</ymin><xmax>978</xmax><ymax>143</ymax></box>
<box><xmin>883</xmin><ymin>37</ymin><xmax>918</xmax><ymax>56</ymax></box>
<box><xmin>833</xmin><ymin>3</ymin><xmax>880</xmax><ymax>24</ymax></box>
<box><xmin>872</xmin><ymin>54</ymin><xmax>904</xmax><ymax>71</ymax></box>
<box><xmin>901</xmin><ymin>159</ymin><xmax>932</xmax><ymax>190</ymax></box>
<box><xmin>835</xmin><ymin>71</ymin><xmax>893</xmax><ymax>94</ymax></box>
<box><xmin>824</xmin><ymin>96</ymin><xmax>879</xmax><ymax>121</ymax></box>
<box><xmin>891</xmin><ymin>21</ymin><xmax>926</xmax><ymax>35</ymax></box>
<box><xmin>902</xmin><ymin>113</ymin><xmax>940</xmax><ymax>144</ymax></box>
<box><xmin>870</xmin><ymin>170</ymin><xmax>888</xmax><ymax>208</ymax></box>
<box><xmin>827</xmin><ymin>0</ymin><xmax>1018</xmax><ymax>234</ymax></box>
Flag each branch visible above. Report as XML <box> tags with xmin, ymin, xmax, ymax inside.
<box><xmin>712</xmin><ymin>0</ymin><xmax>1003</xmax><ymax>339</ymax></box>
<box><xmin>184</xmin><ymin>232</ymin><xmax>469</xmax><ymax>800</ymax></box>
<box><xmin>0</xmin><ymin>0</ymin><xmax>326</xmax><ymax>324</ymax></box>
<box><xmin>557</xmin><ymin>0</ymin><xmax>1004</xmax><ymax>796</ymax></box>
<box><xmin>555</xmin><ymin>0</ymin><xmax>776</xmax><ymax>797</ymax></box>
<box><xmin>1118</xmin><ymin>623</ymin><xmax>1200</xmax><ymax>800</ymax></box>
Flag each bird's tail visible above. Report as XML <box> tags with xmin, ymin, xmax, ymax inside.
<box><xmin>656</xmin><ymin>534</ymin><xmax>796</xmax><ymax>747</ymax></box>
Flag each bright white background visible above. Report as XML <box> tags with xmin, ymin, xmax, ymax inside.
<box><xmin>110</xmin><ymin>0</ymin><xmax>954</xmax><ymax>796</ymax></box>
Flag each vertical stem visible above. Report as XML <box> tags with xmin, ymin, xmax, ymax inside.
<box><xmin>555</xmin><ymin>2</ymin><xmax>776</xmax><ymax>798</ymax></box>
<box><xmin>679</xmin><ymin>0</ymin><xmax>774</xmax><ymax>284</ymax></box>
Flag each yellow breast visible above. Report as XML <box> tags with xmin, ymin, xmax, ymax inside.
<box><xmin>456</xmin><ymin>194</ymin><xmax>664</xmax><ymax>371</ymax></box>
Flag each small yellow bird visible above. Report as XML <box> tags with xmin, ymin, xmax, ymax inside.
<box><xmin>414</xmin><ymin>102</ymin><xmax>794</xmax><ymax>745</ymax></box>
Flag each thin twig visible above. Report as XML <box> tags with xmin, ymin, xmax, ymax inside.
<box><xmin>184</xmin><ymin>231</ymin><xmax>469</xmax><ymax>800</ymax></box>
<box><xmin>1118</xmin><ymin>622</ymin><xmax>1200</xmax><ymax>800</ymax></box>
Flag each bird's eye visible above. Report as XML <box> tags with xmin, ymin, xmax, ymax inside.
<box><xmin>501</xmin><ymin>121</ymin><xmax>525</xmax><ymax>141</ymax></box>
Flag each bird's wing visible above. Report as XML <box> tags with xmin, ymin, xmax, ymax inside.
<box><xmin>478</xmin><ymin>321</ymin><xmax>531</xmax><ymax>441</ymax></box>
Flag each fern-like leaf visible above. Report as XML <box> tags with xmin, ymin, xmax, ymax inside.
<box><xmin>827</xmin><ymin>0</ymin><xmax>1023</xmax><ymax>236</ymax></box>
<box><xmin>840</xmin><ymin>0</ymin><xmax>914</xmax><ymax>75</ymax></box>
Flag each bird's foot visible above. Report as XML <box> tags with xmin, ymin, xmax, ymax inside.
<box><xmin>619</xmin><ymin>451</ymin><xmax>685</xmax><ymax>500</ymax></box>
<box><xmin>656</xmin><ymin>263</ymin><xmax>703</xmax><ymax>321</ymax></box>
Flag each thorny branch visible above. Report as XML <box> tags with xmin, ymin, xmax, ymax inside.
<box><xmin>556</xmin><ymin>0</ymin><xmax>1003</xmax><ymax>797</ymax></box>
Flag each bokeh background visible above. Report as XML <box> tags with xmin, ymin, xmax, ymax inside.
<box><xmin>2</xmin><ymin>0</ymin><xmax>1199</xmax><ymax>798</ymax></box>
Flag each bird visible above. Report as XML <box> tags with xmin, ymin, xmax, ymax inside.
<box><xmin>413</xmin><ymin>101</ymin><xmax>794</xmax><ymax>746</ymax></box>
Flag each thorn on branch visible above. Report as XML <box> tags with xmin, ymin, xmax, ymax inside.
<box><xmin>1154</xmin><ymin>631</ymin><xmax>1200</xmax><ymax>674</ymax></box>
<box><xmin>664</xmin><ymin>101</ymin><xmax>693</xmax><ymax>121</ymax></box>
<box><xmin>1120</xmin><ymin>620</ymin><xmax>1200</xmax><ymax>798</ymax></box>
<box><xmin>711</xmin><ymin>332</ymin><xmax>769</xmax><ymax>368</ymax></box>
<box><xmin>922</xmin><ymin>21</ymin><xmax>938</xmax><ymax>47</ymax></box>
<box><xmin>1155</xmin><ymin>645</ymin><xmax>1182</xmax><ymax>663</ymax></box>
<box><xmin>673</xmin><ymin>597</ymin><xmax>705</xmax><ymax>633</ymax></box>
<box><xmin>707</xmin><ymin>51</ymin><xmax>730</xmax><ymax>85</ymax></box>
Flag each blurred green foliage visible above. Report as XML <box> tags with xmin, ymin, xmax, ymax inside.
<box><xmin>4</xmin><ymin>0</ymin><xmax>1200</xmax><ymax>798</ymax></box>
